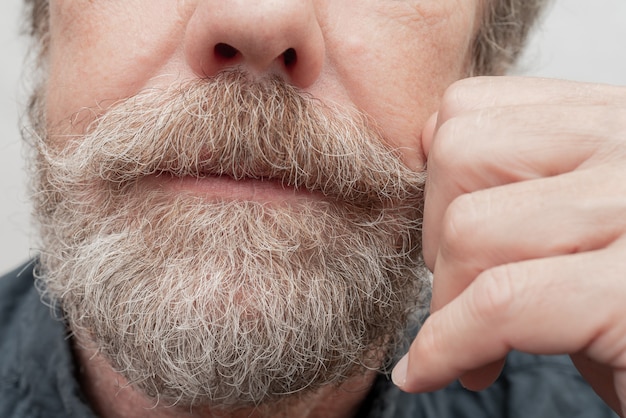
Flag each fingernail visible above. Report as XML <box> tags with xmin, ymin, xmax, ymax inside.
<box><xmin>392</xmin><ymin>354</ymin><xmax>409</xmax><ymax>387</ymax></box>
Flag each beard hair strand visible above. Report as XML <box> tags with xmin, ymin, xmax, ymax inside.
<box><xmin>30</xmin><ymin>70</ymin><xmax>429</xmax><ymax>410</ymax></box>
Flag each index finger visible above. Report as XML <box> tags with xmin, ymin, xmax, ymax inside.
<box><xmin>433</xmin><ymin>77</ymin><xmax>626</xmax><ymax>130</ymax></box>
<box><xmin>393</xmin><ymin>250</ymin><xmax>614</xmax><ymax>393</ymax></box>
<box><xmin>421</xmin><ymin>77</ymin><xmax>626</xmax><ymax>271</ymax></box>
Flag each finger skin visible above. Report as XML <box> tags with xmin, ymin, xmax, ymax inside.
<box><xmin>396</xmin><ymin>246</ymin><xmax>626</xmax><ymax>416</ymax></box>
<box><xmin>435</xmin><ymin>77</ymin><xmax>626</xmax><ymax>125</ymax></box>
<box><xmin>421</xmin><ymin>77</ymin><xmax>626</xmax><ymax>271</ymax></box>
<box><xmin>422</xmin><ymin>103</ymin><xmax>626</xmax><ymax>271</ymax></box>
<box><xmin>413</xmin><ymin>77</ymin><xmax>626</xmax><ymax>416</ymax></box>
<box><xmin>430</xmin><ymin>165</ymin><xmax>626</xmax><ymax>312</ymax></box>
<box><xmin>420</xmin><ymin>112</ymin><xmax>438</xmax><ymax>158</ymax></box>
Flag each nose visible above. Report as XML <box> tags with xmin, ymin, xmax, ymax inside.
<box><xmin>184</xmin><ymin>0</ymin><xmax>325</xmax><ymax>88</ymax></box>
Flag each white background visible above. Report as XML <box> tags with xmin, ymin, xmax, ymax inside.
<box><xmin>1</xmin><ymin>0</ymin><xmax>626</xmax><ymax>273</ymax></box>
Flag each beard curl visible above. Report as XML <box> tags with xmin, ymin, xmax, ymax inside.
<box><xmin>31</xmin><ymin>69</ymin><xmax>429</xmax><ymax>410</ymax></box>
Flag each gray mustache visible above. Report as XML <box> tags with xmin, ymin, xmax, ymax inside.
<box><xmin>67</xmin><ymin>70</ymin><xmax>425</xmax><ymax>206</ymax></box>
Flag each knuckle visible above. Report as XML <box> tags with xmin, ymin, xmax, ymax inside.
<box><xmin>438</xmin><ymin>82</ymin><xmax>466</xmax><ymax>120</ymax></box>
<box><xmin>439</xmin><ymin>193</ymin><xmax>482</xmax><ymax>258</ymax></box>
<box><xmin>412</xmin><ymin>313</ymin><xmax>452</xmax><ymax>365</ymax></box>
<box><xmin>471</xmin><ymin>265</ymin><xmax>518</xmax><ymax>325</ymax></box>
<box><xmin>414</xmin><ymin>318</ymin><xmax>440</xmax><ymax>355</ymax></box>
<box><xmin>439</xmin><ymin>77</ymin><xmax>487</xmax><ymax>120</ymax></box>
<box><xmin>429</xmin><ymin>117</ymin><xmax>470</xmax><ymax>174</ymax></box>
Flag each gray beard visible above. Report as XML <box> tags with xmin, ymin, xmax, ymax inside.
<box><xmin>30</xmin><ymin>70</ymin><xmax>429</xmax><ymax>409</ymax></box>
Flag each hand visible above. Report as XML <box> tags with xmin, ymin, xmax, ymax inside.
<box><xmin>392</xmin><ymin>76</ymin><xmax>626</xmax><ymax>416</ymax></box>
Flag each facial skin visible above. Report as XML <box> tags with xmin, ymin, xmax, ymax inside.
<box><xmin>35</xmin><ymin>1</ymin><xmax>481</xmax><ymax>417</ymax></box>
<box><xmin>45</xmin><ymin>0</ymin><xmax>479</xmax><ymax>169</ymax></box>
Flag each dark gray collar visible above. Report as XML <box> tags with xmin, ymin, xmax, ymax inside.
<box><xmin>0</xmin><ymin>261</ymin><xmax>96</xmax><ymax>418</ymax></box>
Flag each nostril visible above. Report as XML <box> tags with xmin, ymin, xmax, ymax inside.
<box><xmin>283</xmin><ymin>48</ymin><xmax>297</xmax><ymax>67</ymax></box>
<box><xmin>214</xmin><ymin>43</ymin><xmax>239</xmax><ymax>59</ymax></box>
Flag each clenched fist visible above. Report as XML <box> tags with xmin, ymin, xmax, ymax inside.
<box><xmin>393</xmin><ymin>77</ymin><xmax>626</xmax><ymax>417</ymax></box>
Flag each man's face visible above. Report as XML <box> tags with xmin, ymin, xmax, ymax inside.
<box><xmin>33</xmin><ymin>0</ymin><xmax>480</xmax><ymax>411</ymax></box>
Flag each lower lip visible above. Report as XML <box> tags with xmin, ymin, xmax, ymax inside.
<box><xmin>143</xmin><ymin>174</ymin><xmax>321</xmax><ymax>204</ymax></box>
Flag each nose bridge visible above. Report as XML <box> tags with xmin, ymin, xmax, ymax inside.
<box><xmin>184</xmin><ymin>0</ymin><xmax>325</xmax><ymax>88</ymax></box>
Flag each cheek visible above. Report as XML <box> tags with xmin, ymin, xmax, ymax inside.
<box><xmin>45</xmin><ymin>1</ymin><xmax>188</xmax><ymax>134</ymax></box>
<box><xmin>324</xmin><ymin>1</ymin><xmax>478</xmax><ymax>171</ymax></box>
